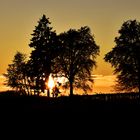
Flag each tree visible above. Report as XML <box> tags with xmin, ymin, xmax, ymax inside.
<box><xmin>4</xmin><ymin>52</ymin><xmax>28</xmax><ymax>94</ymax></box>
<box><xmin>104</xmin><ymin>20</ymin><xmax>140</xmax><ymax>92</ymax></box>
<box><xmin>56</xmin><ymin>26</ymin><xmax>99</xmax><ymax>96</ymax></box>
<box><xmin>29</xmin><ymin>15</ymin><xmax>59</xmax><ymax>96</ymax></box>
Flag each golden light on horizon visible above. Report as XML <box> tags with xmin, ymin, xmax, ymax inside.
<box><xmin>48</xmin><ymin>74</ymin><xmax>55</xmax><ymax>90</ymax></box>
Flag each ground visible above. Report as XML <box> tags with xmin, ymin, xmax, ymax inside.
<box><xmin>0</xmin><ymin>91</ymin><xmax>139</xmax><ymax>136</ymax></box>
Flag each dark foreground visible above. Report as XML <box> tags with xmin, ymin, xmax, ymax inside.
<box><xmin>0</xmin><ymin>91</ymin><xmax>140</xmax><ymax>117</ymax></box>
<box><xmin>0</xmin><ymin>91</ymin><xmax>140</xmax><ymax>135</ymax></box>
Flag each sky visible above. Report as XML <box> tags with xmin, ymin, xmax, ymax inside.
<box><xmin>0</xmin><ymin>0</ymin><xmax>140</xmax><ymax>93</ymax></box>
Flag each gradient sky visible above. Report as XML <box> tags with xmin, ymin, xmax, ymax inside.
<box><xmin>0</xmin><ymin>0</ymin><xmax>140</xmax><ymax>92</ymax></box>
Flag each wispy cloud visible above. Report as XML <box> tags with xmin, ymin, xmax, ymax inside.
<box><xmin>0</xmin><ymin>75</ymin><xmax>10</xmax><ymax>92</ymax></box>
<box><xmin>92</xmin><ymin>75</ymin><xmax>116</xmax><ymax>93</ymax></box>
<box><xmin>0</xmin><ymin>74</ymin><xmax>117</xmax><ymax>93</ymax></box>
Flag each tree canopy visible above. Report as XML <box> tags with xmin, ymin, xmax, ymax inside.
<box><xmin>4</xmin><ymin>15</ymin><xmax>99</xmax><ymax>96</ymax></box>
<box><xmin>104</xmin><ymin>20</ymin><xmax>140</xmax><ymax>92</ymax></box>
<box><xmin>4</xmin><ymin>52</ymin><xmax>27</xmax><ymax>93</ymax></box>
<box><xmin>56</xmin><ymin>26</ymin><xmax>99</xmax><ymax>96</ymax></box>
<box><xmin>29</xmin><ymin>15</ymin><xmax>59</xmax><ymax>96</ymax></box>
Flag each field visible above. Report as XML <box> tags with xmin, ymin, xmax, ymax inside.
<box><xmin>0</xmin><ymin>91</ymin><xmax>140</xmax><ymax>116</ymax></box>
<box><xmin>0</xmin><ymin>90</ymin><xmax>140</xmax><ymax>136</ymax></box>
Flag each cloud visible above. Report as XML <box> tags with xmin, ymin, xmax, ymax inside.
<box><xmin>0</xmin><ymin>74</ymin><xmax>117</xmax><ymax>93</ymax></box>
<box><xmin>0</xmin><ymin>75</ymin><xmax>10</xmax><ymax>92</ymax></box>
<box><xmin>0</xmin><ymin>75</ymin><xmax>5</xmax><ymax>84</ymax></box>
<box><xmin>92</xmin><ymin>75</ymin><xmax>116</xmax><ymax>93</ymax></box>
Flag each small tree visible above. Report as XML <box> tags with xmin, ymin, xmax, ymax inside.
<box><xmin>56</xmin><ymin>26</ymin><xmax>99</xmax><ymax>96</ymax></box>
<box><xmin>4</xmin><ymin>52</ymin><xmax>27</xmax><ymax>94</ymax></box>
<box><xmin>104</xmin><ymin>20</ymin><xmax>140</xmax><ymax>92</ymax></box>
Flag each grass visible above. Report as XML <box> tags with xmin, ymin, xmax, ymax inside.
<box><xmin>0</xmin><ymin>90</ymin><xmax>139</xmax><ymax>133</ymax></box>
<box><xmin>0</xmin><ymin>90</ymin><xmax>139</xmax><ymax>114</ymax></box>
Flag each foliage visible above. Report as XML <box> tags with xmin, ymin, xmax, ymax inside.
<box><xmin>56</xmin><ymin>26</ymin><xmax>99</xmax><ymax>96</ymax></box>
<box><xmin>5</xmin><ymin>15</ymin><xmax>99</xmax><ymax>96</ymax></box>
<box><xmin>104</xmin><ymin>20</ymin><xmax>140</xmax><ymax>92</ymax></box>
<box><xmin>4</xmin><ymin>52</ymin><xmax>27</xmax><ymax>93</ymax></box>
<box><xmin>29</xmin><ymin>15</ymin><xmax>60</xmax><ymax>96</ymax></box>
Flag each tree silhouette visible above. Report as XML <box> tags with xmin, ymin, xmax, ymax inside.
<box><xmin>4</xmin><ymin>52</ymin><xmax>27</xmax><ymax>94</ymax></box>
<box><xmin>29</xmin><ymin>15</ymin><xmax>59</xmax><ymax>96</ymax></box>
<box><xmin>5</xmin><ymin>16</ymin><xmax>99</xmax><ymax>96</ymax></box>
<box><xmin>104</xmin><ymin>20</ymin><xmax>140</xmax><ymax>92</ymax></box>
<box><xmin>56</xmin><ymin>26</ymin><xmax>99</xmax><ymax>96</ymax></box>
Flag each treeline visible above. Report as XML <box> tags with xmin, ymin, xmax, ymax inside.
<box><xmin>4</xmin><ymin>15</ymin><xmax>99</xmax><ymax>96</ymax></box>
<box><xmin>4</xmin><ymin>15</ymin><xmax>140</xmax><ymax>96</ymax></box>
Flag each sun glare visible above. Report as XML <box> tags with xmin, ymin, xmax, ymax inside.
<box><xmin>48</xmin><ymin>74</ymin><xmax>55</xmax><ymax>90</ymax></box>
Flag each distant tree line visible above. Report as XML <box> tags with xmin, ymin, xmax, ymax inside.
<box><xmin>4</xmin><ymin>15</ymin><xmax>140</xmax><ymax>95</ymax></box>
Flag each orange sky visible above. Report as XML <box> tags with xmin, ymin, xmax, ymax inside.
<box><xmin>0</xmin><ymin>0</ymin><xmax>140</xmax><ymax>93</ymax></box>
<box><xmin>0</xmin><ymin>74</ymin><xmax>116</xmax><ymax>93</ymax></box>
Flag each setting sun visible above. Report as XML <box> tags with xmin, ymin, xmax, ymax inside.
<box><xmin>48</xmin><ymin>74</ymin><xmax>55</xmax><ymax>90</ymax></box>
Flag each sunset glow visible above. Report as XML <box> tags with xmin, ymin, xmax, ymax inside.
<box><xmin>47</xmin><ymin>74</ymin><xmax>55</xmax><ymax>90</ymax></box>
<box><xmin>0</xmin><ymin>0</ymin><xmax>140</xmax><ymax>93</ymax></box>
<box><xmin>0</xmin><ymin>74</ymin><xmax>116</xmax><ymax>94</ymax></box>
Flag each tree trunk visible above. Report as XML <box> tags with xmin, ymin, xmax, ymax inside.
<box><xmin>69</xmin><ymin>79</ymin><xmax>73</xmax><ymax>96</ymax></box>
<box><xmin>47</xmin><ymin>89</ymin><xmax>50</xmax><ymax>97</ymax></box>
<box><xmin>138</xmin><ymin>60</ymin><xmax>140</xmax><ymax>93</ymax></box>
<box><xmin>138</xmin><ymin>71</ymin><xmax>140</xmax><ymax>93</ymax></box>
<box><xmin>24</xmin><ymin>77</ymin><xmax>30</xmax><ymax>96</ymax></box>
<box><xmin>45</xmin><ymin>75</ymin><xmax>50</xmax><ymax>97</ymax></box>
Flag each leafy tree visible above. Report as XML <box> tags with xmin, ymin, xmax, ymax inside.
<box><xmin>29</xmin><ymin>15</ymin><xmax>59</xmax><ymax>96</ymax></box>
<box><xmin>4</xmin><ymin>52</ymin><xmax>27</xmax><ymax>94</ymax></box>
<box><xmin>56</xmin><ymin>26</ymin><xmax>99</xmax><ymax>96</ymax></box>
<box><xmin>104</xmin><ymin>20</ymin><xmax>140</xmax><ymax>92</ymax></box>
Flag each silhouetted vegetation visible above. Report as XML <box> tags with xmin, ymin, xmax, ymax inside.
<box><xmin>105</xmin><ymin>20</ymin><xmax>140</xmax><ymax>92</ymax></box>
<box><xmin>3</xmin><ymin>15</ymin><xmax>140</xmax><ymax>103</ymax></box>
<box><xmin>55</xmin><ymin>26</ymin><xmax>99</xmax><ymax>96</ymax></box>
<box><xmin>0</xmin><ymin>91</ymin><xmax>139</xmax><ymax>116</ymax></box>
<box><xmin>4</xmin><ymin>15</ymin><xmax>99</xmax><ymax>96</ymax></box>
<box><xmin>1</xmin><ymin>13</ymin><xmax>140</xmax><ymax>136</ymax></box>
<box><xmin>4</xmin><ymin>52</ymin><xmax>28</xmax><ymax>94</ymax></box>
<box><xmin>28</xmin><ymin>15</ymin><xmax>60</xmax><ymax>96</ymax></box>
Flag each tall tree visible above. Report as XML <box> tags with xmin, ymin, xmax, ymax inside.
<box><xmin>56</xmin><ymin>26</ymin><xmax>99</xmax><ymax>96</ymax></box>
<box><xmin>29</xmin><ymin>15</ymin><xmax>59</xmax><ymax>96</ymax></box>
<box><xmin>104</xmin><ymin>20</ymin><xmax>140</xmax><ymax>92</ymax></box>
<box><xmin>4</xmin><ymin>52</ymin><xmax>27</xmax><ymax>94</ymax></box>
